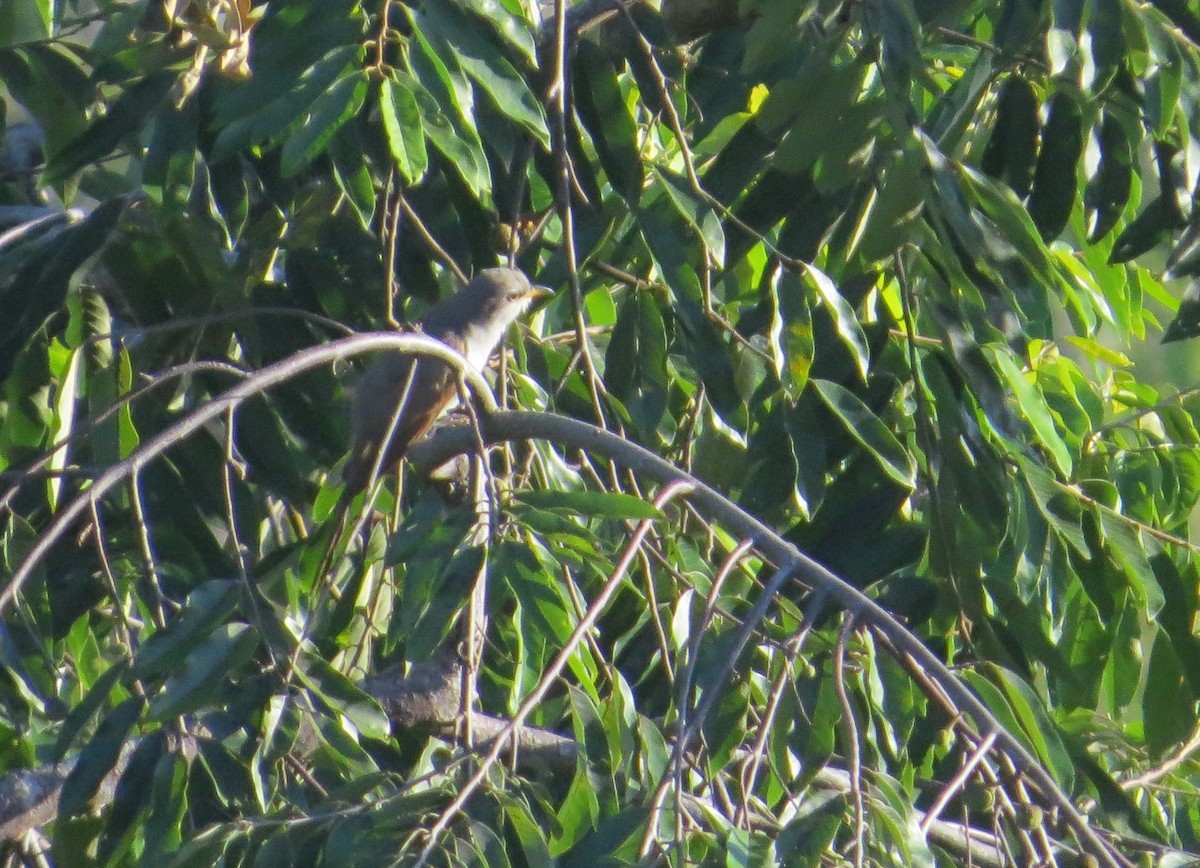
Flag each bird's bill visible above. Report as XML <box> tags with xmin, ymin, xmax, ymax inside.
<box><xmin>526</xmin><ymin>285</ymin><xmax>554</xmax><ymax>302</ymax></box>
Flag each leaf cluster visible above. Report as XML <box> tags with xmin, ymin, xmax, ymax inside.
<box><xmin>1</xmin><ymin>0</ymin><xmax>1200</xmax><ymax>865</ymax></box>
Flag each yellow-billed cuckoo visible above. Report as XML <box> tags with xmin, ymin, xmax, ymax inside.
<box><xmin>343</xmin><ymin>267</ymin><xmax>550</xmax><ymax>493</ymax></box>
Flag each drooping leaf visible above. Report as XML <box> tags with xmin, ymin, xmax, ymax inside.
<box><xmin>0</xmin><ymin>196</ymin><xmax>128</xmax><ymax>382</ymax></box>
<box><xmin>1084</xmin><ymin>112</ymin><xmax>1133</xmax><ymax>243</ymax></box>
<box><xmin>575</xmin><ymin>41</ymin><xmax>643</xmax><ymax>206</ymax></box>
<box><xmin>1028</xmin><ymin>91</ymin><xmax>1084</xmax><ymax>241</ymax></box>
<box><xmin>1109</xmin><ymin>196</ymin><xmax>1186</xmax><ymax>264</ymax></box>
<box><xmin>420</xmin><ymin>1</ymin><xmax>549</xmax><ymax>149</ymax></box>
<box><xmin>1144</xmin><ymin>626</ymin><xmax>1197</xmax><ymax>757</ymax></box>
<box><xmin>653</xmin><ymin>167</ymin><xmax>726</xmax><ymax>266</ymax></box>
<box><xmin>985</xmin><ymin>347</ymin><xmax>1074</xmax><ymax>476</ymax></box>
<box><xmin>280</xmin><ymin>71</ymin><xmax>368</xmax><ymax>177</ymax></box>
<box><xmin>134</xmin><ymin>580</ymin><xmax>241</xmax><ymax>678</ymax></box>
<box><xmin>59</xmin><ymin>696</ymin><xmax>146</xmax><ymax>816</ymax></box>
<box><xmin>294</xmin><ymin>652</ymin><xmax>390</xmax><ymax>741</ymax></box>
<box><xmin>981</xmin><ymin>74</ymin><xmax>1040</xmax><ymax>199</ymax></box>
<box><xmin>604</xmin><ymin>290</ymin><xmax>669</xmax><ymax>439</ymax></box>
<box><xmin>767</xmin><ymin>265</ymin><xmax>814</xmax><ymax>399</ymax></box>
<box><xmin>805</xmin><ymin>263</ymin><xmax>870</xmax><ymax>382</ymax></box>
<box><xmin>395</xmin><ymin>69</ymin><xmax>490</xmax><ymax>196</ymax></box>
<box><xmin>45</xmin><ymin>73</ymin><xmax>175</xmax><ymax>184</ymax></box>
<box><xmin>380</xmin><ymin>75</ymin><xmax>429</xmax><ymax>184</ymax></box>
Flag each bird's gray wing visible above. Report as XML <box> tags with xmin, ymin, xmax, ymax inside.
<box><xmin>343</xmin><ymin>346</ymin><xmax>459</xmax><ymax>493</ymax></box>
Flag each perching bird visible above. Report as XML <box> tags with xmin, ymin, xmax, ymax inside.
<box><xmin>343</xmin><ymin>267</ymin><xmax>550</xmax><ymax>493</ymax></box>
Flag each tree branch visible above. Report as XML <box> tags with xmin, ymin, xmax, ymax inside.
<box><xmin>407</xmin><ymin>410</ymin><xmax>1126</xmax><ymax>868</ymax></box>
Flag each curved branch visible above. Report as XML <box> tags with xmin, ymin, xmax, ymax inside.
<box><xmin>0</xmin><ymin>333</ymin><xmax>496</xmax><ymax>614</ymax></box>
<box><xmin>407</xmin><ymin>410</ymin><xmax>1124</xmax><ymax>868</ymax></box>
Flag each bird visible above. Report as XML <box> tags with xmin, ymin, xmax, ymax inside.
<box><xmin>343</xmin><ymin>267</ymin><xmax>550</xmax><ymax>493</ymax></box>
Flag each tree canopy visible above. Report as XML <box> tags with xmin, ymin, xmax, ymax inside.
<box><xmin>2</xmin><ymin>0</ymin><xmax>1200</xmax><ymax>865</ymax></box>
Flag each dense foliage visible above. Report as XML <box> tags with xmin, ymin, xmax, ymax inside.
<box><xmin>2</xmin><ymin>0</ymin><xmax>1200</xmax><ymax>864</ymax></box>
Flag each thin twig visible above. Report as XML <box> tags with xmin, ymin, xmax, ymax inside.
<box><xmin>833</xmin><ymin>614</ymin><xmax>864</xmax><ymax>868</ymax></box>
<box><xmin>128</xmin><ymin>474</ymin><xmax>167</xmax><ymax>630</ymax></box>
<box><xmin>921</xmin><ymin>731</ymin><xmax>998</xmax><ymax>836</ymax></box>
<box><xmin>396</xmin><ymin>192</ymin><xmax>468</xmax><ymax>286</ymax></box>
<box><xmin>551</xmin><ymin>0</ymin><xmax>608</xmax><ymax>428</ymax></box>
<box><xmin>383</xmin><ymin>173</ymin><xmax>404</xmax><ymax>327</ymax></box>
<box><xmin>1121</xmin><ymin>724</ymin><xmax>1200</xmax><ymax>791</ymax></box>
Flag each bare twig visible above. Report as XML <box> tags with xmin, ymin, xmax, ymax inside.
<box><xmin>833</xmin><ymin>614</ymin><xmax>865</xmax><ymax>868</ymax></box>
<box><xmin>551</xmin><ymin>0</ymin><xmax>608</xmax><ymax>428</ymax></box>
<box><xmin>396</xmin><ymin>193</ymin><xmax>468</xmax><ymax>286</ymax></box>
<box><xmin>922</xmin><ymin>731</ymin><xmax>998</xmax><ymax>836</ymax></box>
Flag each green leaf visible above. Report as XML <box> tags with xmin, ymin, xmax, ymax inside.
<box><xmin>148</xmin><ymin>624</ymin><xmax>260</xmax><ymax>721</ymax></box>
<box><xmin>0</xmin><ymin>196</ymin><xmax>128</xmax><ymax>383</ymax></box>
<box><xmin>211</xmin><ymin>44</ymin><xmax>363</xmax><ymax>161</ymax></box>
<box><xmin>652</xmin><ymin>167</ymin><xmax>726</xmax><ymax>265</ymax></box>
<box><xmin>396</xmin><ymin>69</ymin><xmax>490</xmax><ymax>196</ymax></box>
<box><xmin>1145</xmin><ymin>49</ymin><xmax>1183</xmax><ymax>135</ymax></box>
<box><xmin>811</xmin><ymin>379</ymin><xmax>915</xmax><ymax>487</ymax></box>
<box><xmin>135</xmin><ymin>580</ymin><xmax>241</xmax><ymax>677</ymax></box>
<box><xmin>53</xmin><ymin>661</ymin><xmax>129</xmax><ymax>762</ymax></box>
<box><xmin>1164</xmin><ymin>283</ymin><xmax>1200</xmax><ymax>343</ymax></box>
<box><xmin>995</xmin><ymin>0</ymin><xmax>1043</xmax><ymax>52</ymax></box>
<box><xmin>59</xmin><ymin>696</ymin><xmax>145</xmax><ymax>816</ymax></box>
<box><xmin>100</xmin><ymin>730</ymin><xmax>166</xmax><ymax>860</ymax></box>
<box><xmin>985</xmin><ymin>347</ymin><xmax>1074</xmax><ymax>476</ymax></box>
<box><xmin>1110</xmin><ymin>196</ymin><xmax>1185</xmax><ymax>264</ymax></box>
<box><xmin>671</xmin><ymin>269</ymin><xmax>742</xmax><ymax>417</ymax></box>
<box><xmin>47</xmin><ymin>345</ymin><xmax>83</xmax><ymax>510</ymax></box>
<box><xmin>516</xmin><ymin>489</ymin><xmax>663</xmax><ymax>520</ymax></box>
<box><xmin>463</xmin><ymin>0</ymin><xmax>537</xmax><ymax>65</ymax></box>
<box><xmin>984</xmin><ymin>664</ymin><xmax>1075</xmax><ymax>789</ymax></box>
<box><xmin>380</xmin><ymin>75</ymin><xmax>428</xmax><ymax>184</ymax></box>
<box><xmin>280</xmin><ymin>71</ymin><xmax>368</xmax><ymax>177</ymax></box>
<box><xmin>294</xmin><ymin>653</ymin><xmax>390</xmax><ymax>741</ymax></box>
<box><xmin>1028</xmin><ymin>91</ymin><xmax>1084</xmax><ymax>241</ymax></box>
<box><xmin>981</xmin><ymin>74</ymin><xmax>1040</xmax><ymax>198</ymax></box>
<box><xmin>421</xmin><ymin>2</ymin><xmax>549</xmax><ymax>149</ymax></box>
<box><xmin>1144</xmin><ymin>627</ymin><xmax>1196</xmax><ymax>757</ymax></box>
<box><xmin>1095</xmin><ymin>507</ymin><xmax>1163</xmax><ymax>615</ymax></box>
<box><xmin>604</xmin><ymin>290</ymin><xmax>669</xmax><ymax>439</ymax></box>
<box><xmin>805</xmin><ymin>263</ymin><xmax>870</xmax><ymax>381</ymax></box>
<box><xmin>768</xmin><ymin>266</ymin><xmax>813</xmax><ymax>399</ymax></box>
<box><xmin>144</xmin><ymin>101</ymin><xmax>199</xmax><ymax>209</ymax></box>
<box><xmin>329</xmin><ymin>122</ymin><xmax>376</xmax><ymax>228</ymax></box>
<box><xmin>403</xmin><ymin>542</ymin><xmax>485</xmax><ymax>660</ymax></box>
<box><xmin>502</xmin><ymin>542</ymin><xmax>576</xmax><ymax>649</ymax></box>
<box><xmin>1084</xmin><ymin>112</ymin><xmax>1133</xmax><ymax>243</ymax></box>
<box><xmin>773</xmin><ymin>97</ymin><xmax>881</xmax><ymax>186</ymax></box>
<box><xmin>866</xmin><ymin>0</ymin><xmax>921</xmax><ymax>96</ymax></box>
<box><xmin>45</xmin><ymin>74</ymin><xmax>174</xmax><ymax>185</ymax></box>
<box><xmin>498</xmin><ymin>793</ymin><xmax>553</xmax><ymax>867</ymax></box>
<box><xmin>1086</xmin><ymin>0</ymin><xmax>1124</xmax><ymax>84</ymax></box>
<box><xmin>0</xmin><ymin>0</ymin><xmax>52</xmax><ymax>44</ymax></box>
<box><xmin>575</xmin><ymin>41</ymin><xmax>643</xmax><ymax>205</ymax></box>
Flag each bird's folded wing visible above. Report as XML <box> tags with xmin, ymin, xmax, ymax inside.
<box><xmin>343</xmin><ymin>349</ymin><xmax>460</xmax><ymax>493</ymax></box>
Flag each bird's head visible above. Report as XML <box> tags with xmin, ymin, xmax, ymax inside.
<box><xmin>420</xmin><ymin>267</ymin><xmax>552</xmax><ymax>368</ymax></box>
<box><xmin>464</xmin><ymin>266</ymin><xmax>553</xmax><ymax>329</ymax></box>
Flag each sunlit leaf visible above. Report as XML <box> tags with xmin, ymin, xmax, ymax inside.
<box><xmin>811</xmin><ymin>379</ymin><xmax>914</xmax><ymax>487</ymax></box>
